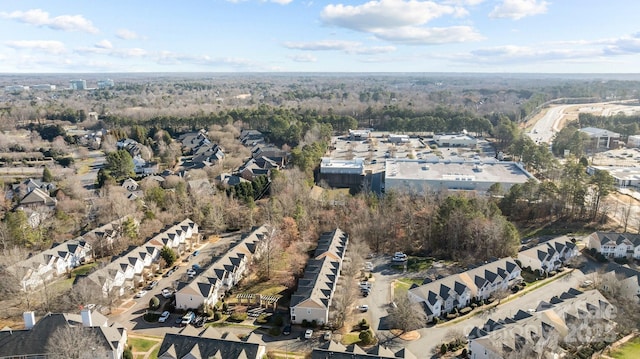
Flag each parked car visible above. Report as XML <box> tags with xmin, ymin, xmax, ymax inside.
<box><xmin>161</xmin><ymin>288</ymin><xmax>173</xmax><ymax>298</ymax></box>
<box><xmin>323</xmin><ymin>331</ymin><xmax>332</xmax><ymax>341</ymax></box>
<box><xmin>147</xmin><ymin>280</ymin><xmax>158</xmax><ymax>290</ymax></box>
<box><xmin>193</xmin><ymin>316</ymin><xmax>205</xmax><ymax>328</ymax></box>
<box><xmin>192</xmin><ymin>250</ymin><xmax>200</xmax><ymax>256</ymax></box>
<box><xmin>580</xmin><ymin>280</ymin><xmax>594</xmax><ymax>288</ymax></box>
<box><xmin>192</xmin><ymin>264</ymin><xmax>201</xmax><ymax>271</ymax></box>
<box><xmin>283</xmin><ymin>325</ymin><xmax>291</xmax><ymax>335</ymax></box>
<box><xmin>359</xmin><ymin>282</ymin><xmax>372</xmax><ymax>290</ymax></box>
<box><xmin>304</xmin><ymin>329</ymin><xmax>313</xmax><ymax>339</ymax></box>
<box><xmin>357</xmin><ymin>305</ymin><xmax>369</xmax><ymax>312</ymax></box>
<box><xmin>135</xmin><ymin>290</ymin><xmax>148</xmax><ymax>298</ymax></box>
<box><xmin>181</xmin><ymin>311</ymin><xmax>195</xmax><ymax>326</ymax></box>
<box><xmin>392</xmin><ymin>253</ymin><xmax>408</xmax><ymax>262</ymax></box>
<box><xmin>163</xmin><ymin>269</ymin><xmax>175</xmax><ymax>278</ymax></box>
<box><xmin>158</xmin><ymin>311</ymin><xmax>170</xmax><ymax>323</ymax></box>
<box><xmin>186</xmin><ymin>268</ymin><xmax>197</xmax><ymax>277</ymax></box>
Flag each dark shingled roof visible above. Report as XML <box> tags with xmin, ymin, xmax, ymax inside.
<box><xmin>158</xmin><ymin>332</ymin><xmax>263</xmax><ymax>359</ymax></box>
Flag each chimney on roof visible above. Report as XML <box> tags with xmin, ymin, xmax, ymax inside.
<box><xmin>81</xmin><ymin>308</ymin><xmax>93</xmax><ymax>327</ymax></box>
<box><xmin>23</xmin><ymin>311</ymin><xmax>36</xmax><ymax>330</ymax></box>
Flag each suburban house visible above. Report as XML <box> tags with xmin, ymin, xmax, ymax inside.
<box><xmin>157</xmin><ymin>326</ymin><xmax>266</xmax><ymax>359</ymax></box>
<box><xmin>408</xmin><ymin>258</ymin><xmax>521</xmax><ymax>322</ymax></box>
<box><xmin>239</xmin><ymin>129</ymin><xmax>265</xmax><ymax>147</ymax></box>
<box><xmin>312</xmin><ymin>341</ymin><xmax>416</xmax><ymax>359</ymax></box>
<box><xmin>83</xmin><ymin>219</ymin><xmax>197</xmax><ymax>297</ymax></box>
<box><xmin>7</xmin><ymin>238</ymin><xmax>92</xmax><ymax>291</ymax></box>
<box><xmin>11</xmin><ymin>178</ymin><xmax>56</xmax><ymax>198</ymax></box>
<box><xmin>468</xmin><ymin>289</ymin><xmax>615</xmax><ymax>359</ymax></box>
<box><xmin>237</xmin><ymin>156</ymin><xmax>281</xmax><ymax>181</ymax></box>
<box><xmin>175</xmin><ymin>225</ymin><xmax>269</xmax><ymax>310</ymax></box>
<box><xmin>0</xmin><ymin>310</ymin><xmax>127</xmax><ymax>359</ymax></box>
<box><xmin>250</xmin><ymin>144</ymin><xmax>287</xmax><ymax>166</ymax></box>
<box><xmin>586</xmin><ymin>232</ymin><xmax>640</xmax><ymax>259</ymax></box>
<box><xmin>517</xmin><ymin>237</ymin><xmax>579</xmax><ymax>274</ymax></box>
<box><xmin>179</xmin><ymin>130</ymin><xmax>225</xmax><ymax>169</ymax></box>
<box><xmin>19</xmin><ymin>187</ymin><xmax>57</xmax><ymax>207</ymax></box>
<box><xmin>290</xmin><ymin>228</ymin><xmax>349</xmax><ymax>325</ymax></box>
<box><xmin>599</xmin><ymin>262</ymin><xmax>640</xmax><ymax>300</ymax></box>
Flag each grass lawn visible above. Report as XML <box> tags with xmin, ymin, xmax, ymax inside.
<box><xmin>129</xmin><ymin>337</ymin><xmax>158</xmax><ymax>352</ymax></box>
<box><xmin>390</xmin><ymin>257</ymin><xmax>433</xmax><ymax>273</ymax></box>
<box><xmin>149</xmin><ymin>346</ymin><xmax>160</xmax><ymax>359</ymax></box>
<box><xmin>394</xmin><ymin>277</ymin><xmax>423</xmax><ymax>296</ymax></box>
<box><xmin>610</xmin><ymin>338</ymin><xmax>640</xmax><ymax>359</ymax></box>
<box><xmin>71</xmin><ymin>262</ymin><xmax>98</xmax><ymax>277</ymax></box>
<box><xmin>342</xmin><ymin>332</ymin><xmax>362</xmax><ymax>345</ymax></box>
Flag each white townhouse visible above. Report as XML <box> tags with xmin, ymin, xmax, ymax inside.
<box><xmin>175</xmin><ymin>225</ymin><xmax>269</xmax><ymax>310</ymax></box>
<box><xmin>408</xmin><ymin>258</ymin><xmax>521</xmax><ymax>322</ymax></box>
<box><xmin>8</xmin><ymin>238</ymin><xmax>92</xmax><ymax>291</ymax></box>
<box><xmin>587</xmin><ymin>232</ymin><xmax>640</xmax><ymax>259</ymax></box>
<box><xmin>518</xmin><ymin>237</ymin><xmax>578</xmax><ymax>274</ymax></box>
<box><xmin>290</xmin><ymin>228</ymin><xmax>349</xmax><ymax>325</ymax></box>
<box><xmin>82</xmin><ymin>219</ymin><xmax>198</xmax><ymax>298</ymax></box>
<box><xmin>468</xmin><ymin>289</ymin><xmax>615</xmax><ymax>359</ymax></box>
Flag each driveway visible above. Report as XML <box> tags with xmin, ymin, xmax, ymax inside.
<box><xmin>369</xmin><ymin>257</ymin><xmax>593</xmax><ymax>357</ymax></box>
<box><xmin>108</xmin><ymin>233</ymin><xmax>239</xmax><ymax>333</ymax></box>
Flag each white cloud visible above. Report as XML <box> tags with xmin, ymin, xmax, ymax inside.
<box><xmin>288</xmin><ymin>54</ymin><xmax>317</xmax><ymax>62</ymax></box>
<box><xmin>374</xmin><ymin>25</ymin><xmax>483</xmax><ymax>44</ymax></box>
<box><xmin>321</xmin><ymin>0</ymin><xmax>458</xmax><ymax>32</ymax></box>
<box><xmin>350</xmin><ymin>45</ymin><xmax>397</xmax><ymax>54</ymax></box>
<box><xmin>489</xmin><ymin>0</ymin><xmax>549</xmax><ymax>20</ymax></box>
<box><xmin>0</xmin><ymin>9</ymin><xmax>98</xmax><ymax>33</ymax></box>
<box><xmin>283</xmin><ymin>40</ymin><xmax>361</xmax><ymax>51</ymax></box>
<box><xmin>95</xmin><ymin>39</ymin><xmax>113</xmax><ymax>49</ymax></box>
<box><xmin>283</xmin><ymin>40</ymin><xmax>397</xmax><ymax>55</ymax></box>
<box><xmin>156</xmin><ymin>51</ymin><xmax>256</xmax><ymax>69</ymax></box>
<box><xmin>320</xmin><ymin>1</ymin><xmax>481</xmax><ymax>45</ymax></box>
<box><xmin>5</xmin><ymin>40</ymin><xmax>66</xmax><ymax>54</ymax></box>
<box><xmin>116</xmin><ymin>29</ymin><xmax>142</xmax><ymax>40</ymax></box>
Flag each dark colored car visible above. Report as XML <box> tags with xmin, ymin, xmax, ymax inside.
<box><xmin>193</xmin><ymin>250</ymin><xmax>200</xmax><ymax>256</ymax></box>
<box><xmin>283</xmin><ymin>325</ymin><xmax>291</xmax><ymax>335</ymax></box>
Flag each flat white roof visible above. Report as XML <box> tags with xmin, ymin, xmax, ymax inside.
<box><xmin>320</xmin><ymin>157</ymin><xmax>364</xmax><ymax>174</ymax></box>
<box><xmin>591</xmin><ymin>166</ymin><xmax>640</xmax><ymax>181</ymax></box>
<box><xmin>385</xmin><ymin>158</ymin><xmax>535</xmax><ymax>184</ymax></box>
<box><xmin>579</xmin><ymin>127</ymin><xmax>621</xmax><ymax>138</ymax></box>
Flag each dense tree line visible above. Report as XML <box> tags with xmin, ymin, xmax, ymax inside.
<box><xmin>499</xmin><ymin>158</ymin><xmax>614</xmax><ymax>222</ymax></box>
<box><xmin>578</xmin><ymin>113</ymin><xmax>640</xmax><ymax>138</ymax></box>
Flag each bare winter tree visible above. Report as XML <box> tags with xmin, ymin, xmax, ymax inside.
<box><xmin>387</xmin><ymin>292</ymin><xmax>427</xmax><ymax>332</ymax></box>
<box><xmin>45</xmin><ymin>325</ymin><xmax>109</xmax><ymax>359</ymax></box>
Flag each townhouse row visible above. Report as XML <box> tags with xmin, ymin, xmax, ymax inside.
<box><xmin>175</xmin><ymin>225</ymin><xmax>270</xmax><ymax>310</ymax></box>
<box><xmin>517</xmin><ymin>236</ymin><xmax>579</xmax><ymax>274</ymax></box>
<box><xmin>408</xmin><ymin>258</ymin><xmax>522</xmax><ymax>321</ymax></box>
<box><xmin>586</xmin><ymin>231</ymin><xmax>640</xmax><ymax>259</ymax></box>
<box><xmin>82</xmin><ymin>219</ymin><xmax>198</xmax><ymax>297</ymax></box>
<box><xmin>7</xmin><ymin>217</ymin><xmax>129</xmax><ymax>291</ymax></box>
<box><xmin>468</xmin><ymin>289</ymin><xmax>615</xmax><ymax>359</ymax></box>
<box><xmin>289</xmin><ymin>228</ymin><xmax>349</xmax><ymax>326</ymax></box>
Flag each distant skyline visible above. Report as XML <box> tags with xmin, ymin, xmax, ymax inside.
<box><xmin>0</xmin><ymin>0</ymin><xmax>639</xmax><ymax>73</ymax></box>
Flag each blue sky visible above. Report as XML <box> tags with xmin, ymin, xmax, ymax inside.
<box><xmin>0</xmin><ymin>0</ymin><xmax>639</xmax><ymax>73</ymax></box>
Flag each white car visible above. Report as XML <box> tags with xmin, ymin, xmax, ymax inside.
<box><xmin>186</xmin><ymin>268</ymin><xmax>197</xmax><ymax>277</ymax></box>
<box><xmin>162</xmin><ymin>289</ymin><xmax>173</xmax><ymax>298</ymax></box>
<box><xmin>135</xmin><ymin>290</ymin><xmax>147</xmax><ymax>298</ymax></box>
<box><xmin>304</xmin><ymin>329</ymin><xmax>313</xmax><ymax>339</ymax></box>
<box><xmin>357</xmin><ymin>305</ymin><xmax>369</xmax><ymax>312</ymax></box>
<box><xmin>158</xmin><ymin>311</ymin><xmax>170</xmax><ymax>323</ymax></box>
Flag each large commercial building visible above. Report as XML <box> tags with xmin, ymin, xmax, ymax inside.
<box><xmin>384</xmin><ymin>158</ymin><xmax>536</xmax><ymax>194</ymax></box>
<box><xmin>70</xmin><ymin>79</ymin><xmax>87</xmax><ymax>90</ymax></box>
<box><xmin>587</xmin><ymin>166</ymin><xmax>640</xmax><ymax>189</ymax></box>
<box><xmin>434</xmin><ymin>133</ymin><xmax>478</xmax><ymax>147</ymax></box>
<box><xmin>579</xmin><ymin>127</ymin><xmax>621</xmax><ymax>149</ymax></box>
<box><xmin>319</xmin><ymin>157</ymin><xmax>365</xmax><ymax>189</ymax></box>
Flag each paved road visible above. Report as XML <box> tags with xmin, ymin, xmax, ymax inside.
<box><xmin>527</xmin><ymin>104</ymin><xmax>572</xmax><ymax>144</ymax></box>
<box><xmin>369</xmin><ymin>257</ymin><xmax>592</xmax><ymax>357</ymax></box>
<box><xmin>109</xmin><ymin>233</ymin><xmax>239</xmax><ymax>334</ymax></box>
<box><xmin>77</xmin><ymin>150</ymin><xmax>106</xmax><ymax>190</ymax></box>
